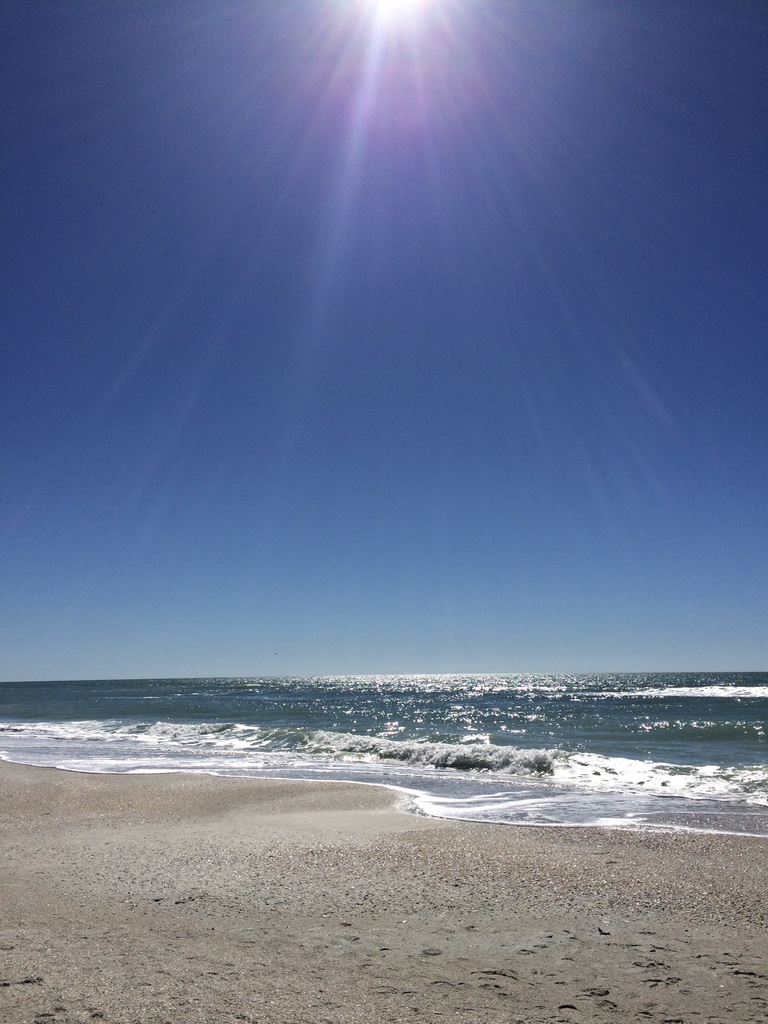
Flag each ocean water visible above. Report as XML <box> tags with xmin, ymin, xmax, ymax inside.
<box><xmin>1</xmin><ymin>673</ymin><xmax>767</xmax><ymax>835</ymax></box>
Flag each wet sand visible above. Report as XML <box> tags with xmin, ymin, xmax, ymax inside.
<box><xmin>1</xmin><ymin>760</ymin><xmax>767</xmax><ymax>1024</ymax></box>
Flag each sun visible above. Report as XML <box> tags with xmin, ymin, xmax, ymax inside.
<box><xmin>367</xmin><ymin>0</ymin><xmax>432</xmax><ymax>28</ymax></box>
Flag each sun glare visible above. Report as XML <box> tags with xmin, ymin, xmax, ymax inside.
<box><xmin>367</xmin><ymin>0</ymin><xmax>431</xmax><ymax>28</ymax></box>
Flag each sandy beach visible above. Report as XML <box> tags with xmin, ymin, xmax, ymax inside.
<box><xmin>1</xmin><ymin>761</ymin><xmax>767</xmax><ymax>1024</ymax></box>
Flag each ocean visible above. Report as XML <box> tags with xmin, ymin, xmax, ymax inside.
<box><xmin>1</xmin><ymin>673</ymin><xmax>766</xmax><ymax>835</ymax></box>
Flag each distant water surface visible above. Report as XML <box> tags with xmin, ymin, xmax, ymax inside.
<box><xmin>1</xmin><ymin>674</ymin><xmax>766</xmax><ymax>835</ymax></box>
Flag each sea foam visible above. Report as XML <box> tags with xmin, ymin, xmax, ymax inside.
<box><xmin>306</xmin><ymin>731</ymin><xmax>558</xmax><ymax>774</ymax></box>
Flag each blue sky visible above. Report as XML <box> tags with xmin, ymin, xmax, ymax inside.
<box><xmin>2</xmin><ymin>0</ymin><xmax>767</xmax><ymax>679</ymax></box>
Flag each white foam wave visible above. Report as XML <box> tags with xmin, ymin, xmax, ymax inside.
<box><xmin>0</xmin><ymin>721</ymin><xmax>558</xmax><ymax>773</ymax></box>
<box><xmin>0</xmin><ymin>720</ymin><xmax>272</xmax><ymax>750</ymax></box>
<box><xmin>305</xmin><ymin>733</ymin><xmax>768</xmax><ymax>803</ymax></box>
<box><xmin>620</xmin><ymin>686</ymin><xmax>768</xmax><ymax>699</ymax></box>
<box><xmin>306</xmin><ymin>731</ymin><xmax>559</xmax><ymax>774</ymax></box>
<box><xmin>554</xmin><ymin>749</ymin><xmax>768</xmax><ymax>803</ymax></box>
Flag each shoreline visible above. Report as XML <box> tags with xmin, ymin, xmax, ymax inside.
<box><xmin>2</xmin><ymin>760</ymin><xmax>768</xmax><ymax>1023</ymax></box>
<box><xmin>3</xmin><ymin>750</ymin><xmax>768</xmax><ymax>838</ymax></box>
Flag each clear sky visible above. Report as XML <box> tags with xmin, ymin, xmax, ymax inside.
<box><xmin>2</xmin><ymin>0</ymin><xmax>767</xmax><ymax>680</ymax></box>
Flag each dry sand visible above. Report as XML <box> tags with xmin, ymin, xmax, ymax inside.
<box><xmin>1</xmin><ymin>760</ymin><xmax>767</xmax><ymax>1024</ymax></box>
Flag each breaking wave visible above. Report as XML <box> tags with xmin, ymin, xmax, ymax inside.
<box><xmin>305</xmin><ymin>731</ymin><xmax>559</xmax><ymax>774</ymax></box>
<box><xmin>0</xmin><ymin>719</ymin><xmax>559</xmax><ymax>774</ymax></box>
